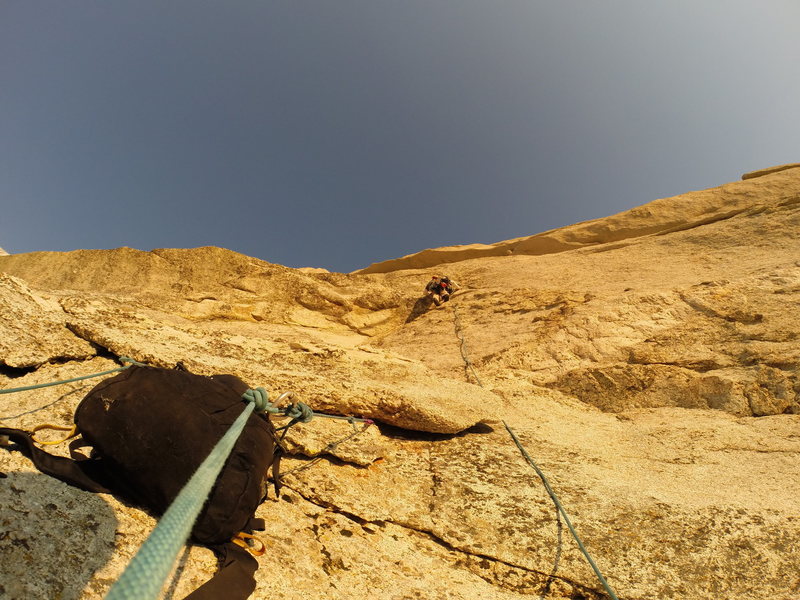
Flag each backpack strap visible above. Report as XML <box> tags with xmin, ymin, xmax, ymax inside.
<box><xmin>0</xmin><ymin>427</ymin><xmax>112</xmax><ymax>494</ymax></box>
<box><xmin>269</xmin><ymin>445</ymin><xmax>283</xmax><ymax>498</ymax></box>
<box><xmin>182</xmin><ymin>541</ymin><xmax>258</xmax><ymax>600</ymax></box>
<box><xmin>3</xmin><ymin>427</ymin><xmax>261</xmax><ymax>600</ymax></box>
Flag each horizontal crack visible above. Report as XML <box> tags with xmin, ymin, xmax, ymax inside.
<box><xmin>625</xmin><ymin>360</ymin><xmax>719</xmax><ymax>373</ymax></box>
<box><xmin>282</xmin><ymin>483</ymin><xmax>608</xmax><ymax>599</ymax></box>
<box><xmin>0</xmin><ymin>362</ymin><xmax>37</xmax><ymax>379</ymax></box>
<box><xmin>0</xmin><ymin>350</ymin><xmax>104</xmax><ymax>379</ymax></box>
<box><xmin>707</xmin><ymin>446</ymin><xmax>800</xmax><ymax>454</ymax></box>
<box><xmin>64</xmin><ymin>324</ymin><xmax>120</xmax><ymax>361</ymax></box>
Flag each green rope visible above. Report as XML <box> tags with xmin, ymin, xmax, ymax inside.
<box><xmin>504</xmin><ymin>422</ymin><xmax>619</xmax><ymax>600</ymax></box>
<box><xmin>0</xmin><ymin>357</ymin><xmax>146</xmax><ymax>395</ymax></box>
<box><xmin>451</xmin><ymin>302</ymin><xmax>620</xmax><ymax>600</ymax></box>
<box><xmin>104</xmin><ymin>384</ymin><xmax>371</xmax><ymax>599</ymax></box>
<box><xmin>105</xmin><ymin>397</ymin><xmax>257</xmax><ymax>600</ymax></box>
<box><xmin>1</xmin><ymin>354</ymin><xmax>372</xmax><ymax>597</ymax></box>
<box><xmin>242</xmin><ymin>387</ymin><xmax>372</xmax><ymax>426</ymax></box>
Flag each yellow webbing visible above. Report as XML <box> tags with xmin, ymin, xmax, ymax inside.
<box><xmin>31</xmin><ymin>423</ymin><xmax>79</xmax><ymax>446</ymax></box>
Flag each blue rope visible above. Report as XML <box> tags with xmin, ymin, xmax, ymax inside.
<box><xmin>0</xmin><ymin>357</ymin><xmax>146</xmax><ymax>395</ymax></box>
<box><xmin>104</xmin><ymin>385</ymin><xmax>370</xmax><ymax>599</ymax></box>
<box><xmin>452</xmin><ymin>303</ymin><xmax>619</xmax><ymax>600</ymax></box>
<box><xmin>242</xmin><ymin>387</ymin><xmax>370</xmax><ymax>426</ymax></box>
<box><xmin>503</xmin><ymin>422</ymin><xmax>620</xmax><ymax>600</ymax></box>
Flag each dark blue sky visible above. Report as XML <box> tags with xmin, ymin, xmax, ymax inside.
<box><xmin>2</xmin><ymin>2</ymin><xmax>798</xmax><ymax>271</ymax></box>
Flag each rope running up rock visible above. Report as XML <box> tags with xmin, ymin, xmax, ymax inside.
<box><xmin>106</xmin><ymin>394</ymin><xmax>261</xmax><ymax>600</ymax></box>
<box><xmin>0</xmin><ymin>360</ymin><xmax>374</xmax><ymax>599</ymax></box>
<box><xmin>0</xmin><ymin>357</ymin><xmax>147</xmax><ymax>395</ymax></box>
<box><xmin>451</xmin><ymin>302</ymin><xmax>620</xmax><ymax>600</ymax></box>
<box><xmin>106</xmin><ymin>385</ymin><xmax>372</xmax><ymax>600</ymax></box>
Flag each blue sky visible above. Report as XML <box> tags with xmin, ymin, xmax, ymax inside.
<box><xmin>1</xmin><ymin>1</ymin><xmax>798</xmax><ymax>271</ymax></box>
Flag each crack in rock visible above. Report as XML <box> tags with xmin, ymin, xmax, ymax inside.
<box><xmin>283</xmin><ymin>483</ymin><xmax>607</xmax><ymax>599</ymax></box>
<box><xmin>64</xmin><ymin>324</ymin><xmax>121</xmax><ymax>361</ymax></box>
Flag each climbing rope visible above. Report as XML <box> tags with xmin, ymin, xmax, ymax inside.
<box><xmin>105</xmin><ymin>395</ymin><xmax>260</xmax><ymax>600</ymax></box>
<box><xmin>242</xmin><ymin>388</ymin><xmax>372</xmax><ymax>432</ymax></box>
<box><xmin>105</xmin><ymin>384</ymin><xmax>371</xmax><ymax>600</ymax></box>
<box><xmin>0</xmin><ymin>357</ymin><xmax>146</xmax><ymax>395</ymax></box>
<box><xmin>279</xmin><ymin>419</ymin><xmax>374</xmax><ymax>478</ymax></box>
<box><xmin>450</xmin><ymin>302</ymin><xmax>620</xmax><ymax>600</ymax></box>
<box><xmin>1</xmin><ymin>355</ymin><xmax>373</xmax><ymax>596</ymax></box>
<box><xmin>452</xmin><ymin>304</ymin><xmax>484</xmax><ymax>387</ymax></box>
<box><xmin>504</xmin><ymin>423</ymin><xmax>618</xmax><ymax>600</ymax></box>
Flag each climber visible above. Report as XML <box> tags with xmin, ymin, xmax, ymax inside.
<box><xmin>425</xmin><ymin>275</ymin><xmax>459</xmax><ymax>306</ymax></box>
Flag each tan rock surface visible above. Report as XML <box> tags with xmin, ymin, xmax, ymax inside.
<box><xmin>742</xmin><ymin>162</ymin><xmax>800</xmax><ymax>180</ymax></box>
<box><xmin>0</xmin><ymin>274</ymin><xmax>95</xmax><ymax>368</ymax></box>
<box><xmin>1</xmin><ymin>164</ymin><xmax>800</xmax><ymax>600</ymax></box>
<box><xmin>356</xmin><ymin>165</ymin><xmax>800</xmax><ymax>274</ymax></box>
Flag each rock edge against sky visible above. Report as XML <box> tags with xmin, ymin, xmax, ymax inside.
<box><xmin>1</xmin><ymin>164</ymin><xmax>799</xmax><ymax>600</ymax></box>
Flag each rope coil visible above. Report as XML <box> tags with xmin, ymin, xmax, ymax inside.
<box><xmin>241</xmin><ymin>386</ymin><xmax>270</xmax><ymax>412</ymax></box>
<box><xmin>242</xmin><ymin>388</ymin><xmax>371</xmax><ymax>426</ymax></box>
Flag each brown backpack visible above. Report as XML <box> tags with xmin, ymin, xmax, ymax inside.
<box><xmin>1</xmin><ymin>365</ymin><xmax>281</xmax><ymax>599</ymax></box>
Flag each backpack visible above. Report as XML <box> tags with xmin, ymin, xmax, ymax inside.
<box><xmin>0</xmin><ymin>364</ymin><xmax>281</xmax><ymax>599</ymax></box>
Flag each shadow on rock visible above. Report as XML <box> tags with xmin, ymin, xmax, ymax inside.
<box><xmin>0</xmin><ymin>471</ymin><xmax>118</xmax><ymax>600</ymax></box>
<box><xmin>376</xmin><ymin>421</ymin><xmax>496</xmax><ymax>442</ymax></box>
<box><xmin>404</xmin><ymin>295</ymin><xmax>434</xmax><ymax>324</ymax></box>
<box><xmin>0</xmin><ymin>383</ymin><xmax>91</xmax><ymax>421</ymax></box>
<box><xmin>463</xmin><ymin>422</ymin><xmax>495</xmax><ymax>435</ymax></box>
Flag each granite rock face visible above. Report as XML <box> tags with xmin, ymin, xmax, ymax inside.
<box><xmin>1</xmin><ymin>165</ymin><xmax>799</xmax><ymax>600</ymax></box>
<box><xmin>0</xmin><ymin>274</ymin><xmax>95</xmax><ymax>368</ymax></box>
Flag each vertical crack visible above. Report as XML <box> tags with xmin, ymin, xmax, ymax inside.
<box><xmin>539</xmin><ymin>504</ymin><xmax>565</xmax><ymax>599</ymax></box>
<box><xmin>310</xmin><ymin>521</ymin><xmax>336</xmax><ymax>576</ymax></box>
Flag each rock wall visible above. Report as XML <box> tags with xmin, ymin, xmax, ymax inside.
<box><xmin>1</xmin><ymin>166</ymin><xmax>799</xmax><ymax>600</ymax></box>
<box><xmin>356</xmin><ymin>165</ymin><xmax>800</xmax><ymax>274</ymax></box>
